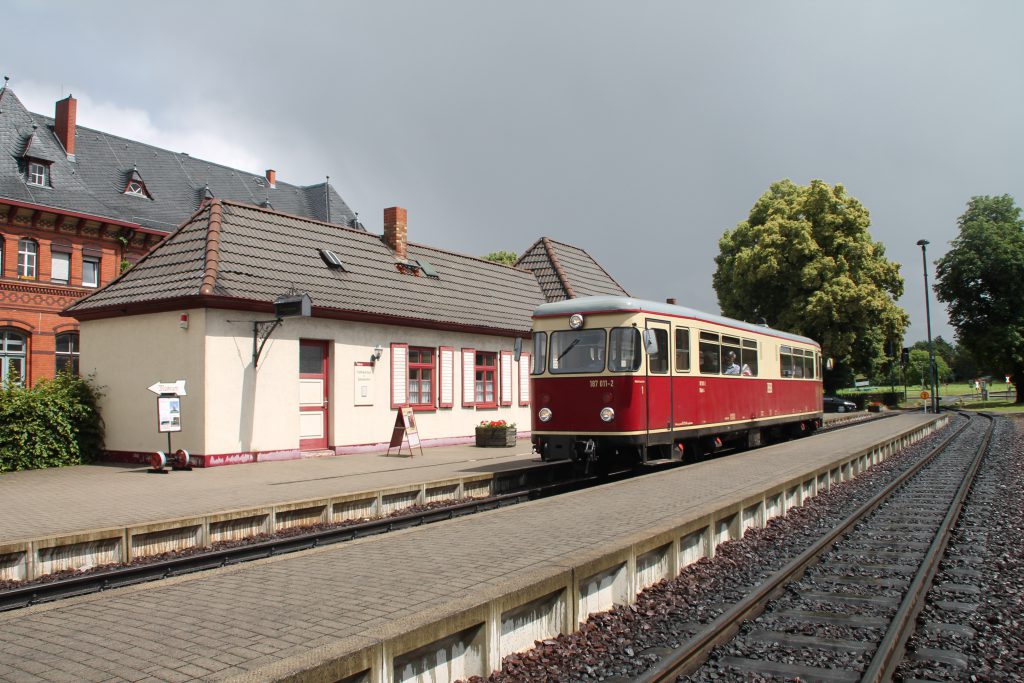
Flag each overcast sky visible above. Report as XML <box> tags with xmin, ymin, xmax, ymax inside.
<box><xmin>6</xmin><ymin>1</ymin><xmax>1023</xmax><ymax>345</ymax></box>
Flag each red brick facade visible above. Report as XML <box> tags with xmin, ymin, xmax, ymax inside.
<box><xmin>0</xmin><ymin>202</ymin><xmax>161</xmax><ymax>385</ymax></box>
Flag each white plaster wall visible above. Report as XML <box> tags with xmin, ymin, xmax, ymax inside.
<box><xmin>202</xmin><ymin>312</ymin><xmax>532</xmax><ymax>455</ymax></box>
<box><xmin>79</xmin><ymin>309</ymin><xmax>206</xmax><ymax>454</ymax></box>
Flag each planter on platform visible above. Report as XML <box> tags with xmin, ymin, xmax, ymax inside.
<box><xmin>475</xmin><ymin>426</ymin><xmax>517</xmax><ymax>447</ymax></box>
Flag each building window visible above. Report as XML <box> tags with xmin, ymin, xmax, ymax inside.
<box><xmin>474</xmin><ymin>352</ymin><xmax>497</xmax><ymax>407</ymax></box>
<box><xmin>17</xmin><ymin>239</ymin><xmax>38</xmax><ymax>278</ymax></box>
<box><xmin>0</xmin><ymin>329</ymin><xmax>27</xmax><ymax>385</ymax></box>
<box><xmin>408</xmin><ymin>347</ymin><xmax>434</xmax><ymax>407</ymax></box>
<box><xmin>82</xmin><ymin>256</ymin><xmax>99</xmax><ymax>287</ymax></box>
<box><xmin>27</xmin><ymin>160</ymin><xmax>50</xmax><ymax>187</ymax></box>
<box><xmin>51</xmin><ymin>251</ymin><xmax>70</xmax><ymax>284</ymax></box>
<box><xmin>55</xmin><ymin>332</ymin><xmax>80</xmax><ymax>375</ymax></box>
<box><xmin>125</xmin><ymin>180</ymin><xmax>151</xmax><ymax>198</ymax></box>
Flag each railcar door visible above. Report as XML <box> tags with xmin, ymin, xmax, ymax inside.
<box><xmin>644</xmin><ymin>319</ymin><xmax>672</xmax><ymax>449</ymax></box>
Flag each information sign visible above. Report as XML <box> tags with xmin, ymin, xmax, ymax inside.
<box><xmin>157</xmin><ymin>396</ymin><xmax>182</xmax><ymax>433</ymax></box>
<box><xmin>387</xmin><ymin>406</ymin><xmax>423</xmax><ymax>457</ymax></box>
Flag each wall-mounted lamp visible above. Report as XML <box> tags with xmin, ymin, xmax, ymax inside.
<box><xmin>371</xmin><ymin>345</ymin><xmax>384</xmax><ymax>363</ymax></box>
<box><xmin>179</xmin><ymin>313</ymin><xmax>189</xmax><ymax>330</ymax></box>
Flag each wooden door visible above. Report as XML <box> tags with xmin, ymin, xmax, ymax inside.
<box><xmin>299</xmin><ymin>340</ymin><xmax>329</xmax><ymax>450</ymax></box>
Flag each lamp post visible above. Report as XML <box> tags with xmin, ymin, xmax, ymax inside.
<box><xmin>917</xmin><ymin>239</ymin><xmax>939</xmax><ymax>413</ymax></box>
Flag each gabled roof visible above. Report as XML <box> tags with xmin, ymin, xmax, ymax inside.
<box><xmin>0</xmin><ymin>86</ymin><xmax>359</xmax><ymax>232</ymax></box>
<box><xmin>66</xmin><ymin>200</ymin><xmax>547</xmax><ymax>335</ymax></box>
<box><xmin>516</xmin><ymin>237</ymin><xmax>630</xmax><ymax>302</ymax></box>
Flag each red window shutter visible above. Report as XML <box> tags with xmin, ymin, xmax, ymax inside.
<box><xmin>519</xmin><ymin>353</ymin><xmax>531</xmax><ymax>406</ymax></box>
<box><xmin>500</xmin><ymin>351</ymin><xmax>513</xmax><ymax>406</ymax></box>
<box><xmin>439</xmin><ymin>346</ymin><xmax>454</xmax><ymax>409</ymax></box>
<box><xmin>461</xmin><ymin>348</ymin><xmax>475</xmax><ymax>407</ymax></box>
<box><xmin>391</xmin><ymin>343</ymin><xmax>408</xmax><ymax>409</ymax></box>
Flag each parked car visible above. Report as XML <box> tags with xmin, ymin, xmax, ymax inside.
<box><xmin>823</xmin><ymin>396</ymin><xmax>858</xmax><ymax>413</ymax></box>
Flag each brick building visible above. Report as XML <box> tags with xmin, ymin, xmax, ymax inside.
<box><xmin>0</xmin><ymin>84</ymin><xmax>358</xmax><ymax>385</ymax></box>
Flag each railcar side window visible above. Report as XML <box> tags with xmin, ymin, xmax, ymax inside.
<box><xmin>648</xmin><ymin>328</ymin><xmax>669</xmax><ymax>374</ymax></box>
<box><xmin>532</xmin><ymin>332</ymin><xmax>547</xmax><ymax>375</ymax></box>
<box><xmin>608</xmin><ymin>328</ymin><xmax>642</xmax><ymax>372</ymax></box>
<box><xmin>721</xmin><ymin>335</ymin><xmax>741</xmax><ymax>375</ymax></box>
<box><xmin>801</xmin><ymin>349</ymin><xmax>814</xmax><ymax>379</ymax></box>
<box><xmin>741</xmin><ymin>339</ymin><xmax>758</xmax><ymax>376</ymax></box>
<box><xmin>699</xmin><ymin>331</ymin><xmax>720</xmax><ymax>374</ymax></box>
<box><xmin>549</xmin><ymin>329</ymin><xmax>606</xmax><ymax>374</ymax></box>
<box><xmin>781</xmin><ymin>346</ymin><xmax>795</xmax><ymax>377</ymax></box>
<box><xmin>675</xmin><ymin>327</ymin><xmax>690</xmax><ymax>372</ymax></box>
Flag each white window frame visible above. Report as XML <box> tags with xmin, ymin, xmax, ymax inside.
<box><xmin>82</xmin><ymin>256</ymin><xmax>100</xmax><ymax>288</ymax></box>
<box><xmin>27</xmin><ymin>161</ymin><xmax>49</xmax><ymax>187</ymax></box>
<box><xmin>0</xmin><ymin>329</ymin><xmax>28</xmax><ymax>385</ymax></box>
<box><xmin>17</xmin><ymin>239</ymin><xmax>38</xmax><ymax>278</ymax></box>
<box><xmin>51</xmin><ymin>251</ymin><xmax>70</xmax><ymax>284</ymax></box>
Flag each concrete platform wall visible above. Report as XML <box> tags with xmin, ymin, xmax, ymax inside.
<box><xmin>225</xmin><ymin>415</ymin><xmax>948</xmax><ymax>683</ymax></box>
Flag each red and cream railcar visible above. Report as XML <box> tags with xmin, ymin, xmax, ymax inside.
<box><xmin>530</xmin><ymin>296</ymin><xmax>824</xmax><ymax>469</ymax></box>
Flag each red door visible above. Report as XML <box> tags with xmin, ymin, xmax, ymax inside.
<box><xmin>299</xmin><ymin>340</ymin><xmax>329</xmax><ymax>450</ymax></box>
<box><xmin>645</xmin><ymin>319</ymin><xmax>673</xmax><ymax>446</ymax></box>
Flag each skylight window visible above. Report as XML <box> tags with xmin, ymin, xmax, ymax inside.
<box><xmin>415</xmin><ymin>259</ymin><xmax>440</xmax><ymax>278</ymax></box>
<box><xmin>27</xmin><ymin>160</ymin><xmax>50</xmax><ymax>187</ymax></box>
<box><xmin>126</xmin><ymin>181</ymin><xmax>145</xmax><ymax>196</ymax></box>
<box><xmin>319</xmin><ymin>249</ymin><xmax>346</xmax><ymax>270</ymax></box>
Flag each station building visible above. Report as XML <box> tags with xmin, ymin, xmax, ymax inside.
<box><xmin>64</xmin><ymin>200</ymin><xmax>629</xmax><ymax>465</ymax></box>
<box><xmin>0</xmin><ymin>84</ymin><xmax>357</xmax><ymax>386</ymax></box>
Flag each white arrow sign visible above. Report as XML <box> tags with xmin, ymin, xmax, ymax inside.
<box><xmin>147</xmin><ymin>380</ymin><xmax>187</xmax><ymax>396</ymax></box>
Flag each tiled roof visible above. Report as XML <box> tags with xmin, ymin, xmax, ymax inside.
<box><xmin>66</xmin><ymin>200</ymin><xmax>546</xmax><ymax>334</ymax></box>
<box><xmin>516</xmin><ymin>237</ymin><xmax>629</xmax><ymax>302</ymax></box>
<box><xmin>0</xmin><ymin>86</ymin><xmax>358</xmax><ymax>232</ymax></box>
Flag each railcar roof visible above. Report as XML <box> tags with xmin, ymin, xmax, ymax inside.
<box><xmin>533</xmin><ymin>296</ymin><xmax>820</xmax><ymax>347</ymax></box>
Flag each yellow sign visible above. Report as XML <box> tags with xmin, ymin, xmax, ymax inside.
<box><xmin>920</xmin><ymin>390</ymin><xmax>930</xmax><ymax>399</ymax></box>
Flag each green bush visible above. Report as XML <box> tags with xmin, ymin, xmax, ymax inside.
<box><xmin>0</xmin><ymin>372</ymin><xmax>105</xmax><ymax>473</ymax></box>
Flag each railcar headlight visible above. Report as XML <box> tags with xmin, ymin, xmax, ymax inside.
<box><xmin>569</xmin><ymin>313</ymin><xmax>584</xmax><ymax>330</ymax></box>
<box><xmin>538</xmin><ymin>407</ymin><xmax>553</xmax><ymax>423</ymax></box>
<box><xmin>600</xmin><ymin>407</ymin><xmax>615</xmax><ymax>422</ymax></box>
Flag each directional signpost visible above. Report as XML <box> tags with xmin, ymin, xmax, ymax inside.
<box><xmin>147</xmin><ymin>380</ymin><xmax>191</xmax><ymax>473</ymax></box>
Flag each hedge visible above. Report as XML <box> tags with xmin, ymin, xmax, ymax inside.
<box><xmin>0</xmin><ymin>372</ymin><xmax>105</xmax><ymax>473</ymax></box>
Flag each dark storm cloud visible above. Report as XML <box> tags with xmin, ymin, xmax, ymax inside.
<box><xmin>5</xmin><ymin>1</ymin><xmax>1023</xmax><ymax>345</ymax></box>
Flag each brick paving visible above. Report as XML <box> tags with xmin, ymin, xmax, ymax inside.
<box><xmin>0</xmin><ymin>441</ymin><xmax>537</xmax><ymax>542</ymax></box>
<box><xmin>0</xmin><ymin>415</ymin><xmax>934</xmax><ymax>681</ymax></box>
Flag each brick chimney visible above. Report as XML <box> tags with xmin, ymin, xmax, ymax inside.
<box><xmin>666</xmin><ymin>298</ymin><xmax>677</xmax><ymax>305</ymax></box>
<box><xmin>383</xmin><ymin>206</ymin><xmax>408</xmax><ymax>260</ymax></box>
<box><xmin>265</xmin><ymin>169</ymin><xmax>276</xmax><ymax>188</ymax></box>
<box><xmin>55</xmin><ymin>95</ymin><xmax>77</xmax><ymax>159</ymax></box>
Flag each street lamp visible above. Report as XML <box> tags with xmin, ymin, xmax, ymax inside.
<box><xmin>916</xmin><ymin>239</ymin><xmax>939</xmax><ymax>413</ymax></box>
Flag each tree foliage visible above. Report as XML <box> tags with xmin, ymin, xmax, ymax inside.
<box><xmin>904</xmin><ymin>348</ymin><xmax>952</xmax><ymax>386</ymax></box>
<box><xmin>713</xmin><ymin>179</ymin><xmax>909</xmax><ymax>382</ymax></box>
<box><xmin>935</xmin><ymin>194</ymin><xmax>1024</xmax><ymax>402</ymax></box>
<box><xmin>0</xmin><ymin>372</ymin><xmax>105</xmax><ymax>472</ymax></box>
<box><xmin>482</xmin><ymin>250</ymin><xmax>519</xmax><ymax>266</ymax></box>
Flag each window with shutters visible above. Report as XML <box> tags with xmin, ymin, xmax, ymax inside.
<box><xmin>408</xmin><ymin>347</ymin><xmax>434</xmax><ymax>408</ymax></box>
<box><xmin>474</xmin><ymin>352</ymin><xmax>497</xmax><ymax>408</ymax></box>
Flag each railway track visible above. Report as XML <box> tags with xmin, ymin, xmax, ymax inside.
<box><xmin>635</xmin><ymin>411</ymin><xmax>993</xmax><ymax>682</ymax></box>
<box><xmin>0</xmin><ymin>412</ymin><xmax>896</xmax><ymax>614</ymax></box>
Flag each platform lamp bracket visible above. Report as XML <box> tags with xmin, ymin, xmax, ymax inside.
<box><xmin>245</xmin><ymin>292</ymin><xmax>312</xmax><ymax>368</ymax></box>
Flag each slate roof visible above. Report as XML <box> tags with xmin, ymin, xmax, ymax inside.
<box><xmin>0</xmin><ymin>86</ymin><xmax>358</xmax><ymax>232</ymax></box>
<box><xmin>66</xmin><ymin>200</ymin><xmax>546</xmax><ymax>334</ymax></box>
<box><xmin>516</xmin><ymin>237</ymin><xmax>629</xmax><ymax>302</ymax></box>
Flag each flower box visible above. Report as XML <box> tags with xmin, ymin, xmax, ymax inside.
<box><xmin>475</xmin><ymin>421</ymin><xmax>517</xmax><ymax>447</ymax></box>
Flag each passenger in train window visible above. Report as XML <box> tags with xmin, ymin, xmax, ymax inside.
<box><xmin>724</xmin><ymin>352</ymin><xmax>741</xmax><ymax>375</ymax></box>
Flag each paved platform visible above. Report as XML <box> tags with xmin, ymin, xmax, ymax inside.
<box><xmin>0</xmin><ymin>412</ymin><xmax>940</xmax><ymax>682</ymax></box>
<box><xmin>0</xmin><ymin>440</ymin><xmax>539</xmax><ymax>543</ymax></box>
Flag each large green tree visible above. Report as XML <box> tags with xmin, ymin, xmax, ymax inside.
<box><xmin>934</xmin><ymin>194</ymin><xmax>1024</xmax><ymax>403</ymax></box>
<box><xmin>713</xmin><ymin>179</ymin><xmax>909</xmax><ymax>385</ymax></box>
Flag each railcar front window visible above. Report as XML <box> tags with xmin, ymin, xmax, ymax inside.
<box><xmin>531</xmin><ymin>332</ymin><xmax>547</xmax><ymax>375</ymax></box>
<box><xmin>608</xmin><ymin>328</ymin><xmax>642</xmax><ymax>372</ymax></box>
<box><xmin>549</xmin><ymin>329</ymin><xmax>606</xmax><ymax>374</ymax></box>
<box><xmin>699</xmin><ymin>331</ymin><xmax>720</xmax><ymax>374</ymax></box>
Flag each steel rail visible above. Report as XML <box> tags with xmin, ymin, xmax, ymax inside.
<box><xmin>861</xmin><ymin>412</ymin><xmax>994</xmax><ymax>681</ymax></box>
<box><xmin>635</xmin><ymin>412</ymin><xmax>973</xmax><ymax>683</ymax></box>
